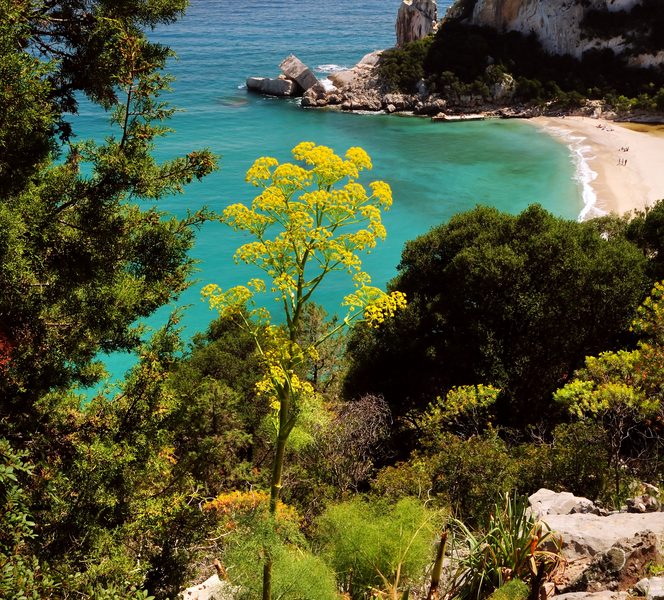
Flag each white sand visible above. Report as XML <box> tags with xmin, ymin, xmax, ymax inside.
<box><xmin>530</xmin><ymin>116</ymin><xmax>664</xmax><ymax>218</ymax></box>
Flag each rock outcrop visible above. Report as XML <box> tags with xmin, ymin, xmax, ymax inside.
<box><xmin>635</xmin><ymin>577</ymin><xmax>664</xmax><ymax>600</ymax></box>
<box><xmin>279</xmin><ymin>55</ymin><xmax>318</xmax><ymax>91</ymax></box>
<box><xmin>527</xmin><ymin>490</ymin><xmax>664</xmax><ymax>596</ymax></box>
<box><xmin>181</xmin><ymin>574</ymin><xmax>237</xmax><ymax>600</ymax></box>
<box><xmin>302</xmin><ymin>51</ymin><xmax>385</xmax><ymax>110</ymax></box>
<box><xmin>395</xmin><ymin>0</ymin><xmax>438</xmax><ymax>47</ymax></box>
<box><xmin>455</xmin><ymin>0</ymin><xmax>662</xmax><ymax>68</ymax></box>
<box><xmin>246</xmin><ymin>54</ymin><xmax>319</xmax><ymax>98</ymax></box>
<box><xmin>529</xmin><ymin>489</ymin><xmax>599</xmax><ymax>518</ymax></box>
<box><xmin>246</xmin><ymin>76</ymin><xmax>299</xmax><ymax>97</ymax></box>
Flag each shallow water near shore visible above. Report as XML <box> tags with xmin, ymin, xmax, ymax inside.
<box><xmin>74</xmin><ymin>0</ymin><xmax>584</xmax><ymax>385</ymax></box>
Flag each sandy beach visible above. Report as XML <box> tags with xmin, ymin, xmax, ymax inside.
<box><xmin>530</xmin><ymin>116</ymin><xmax>664</xmax><ymax>218</ymax></box>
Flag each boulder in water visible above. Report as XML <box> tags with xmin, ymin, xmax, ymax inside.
<box><xmin>279</xmin><ymin>55</ymin><xmax>318</xmax><ymax>91</ymax></box>
<box><xmin>246</xmin><ymin>76</ymin><xmax>299</xmax><ymax>97</ymax></box>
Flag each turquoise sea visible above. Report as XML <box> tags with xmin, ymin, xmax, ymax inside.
<box><xmin>73</xmin><ymin>0</ymin><xmax>585</xmax><ymax>382</ymax></box>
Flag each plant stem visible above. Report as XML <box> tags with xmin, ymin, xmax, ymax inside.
<box><xmin>262</xmin><ymin>391</ymin><xmax>291</xmax><ymax>600</ymax></box>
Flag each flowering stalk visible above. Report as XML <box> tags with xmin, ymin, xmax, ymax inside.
<box><xmin>203</xmin><ymin>142</ymin><xmax>406</xmax><ymax>600</ymax></box>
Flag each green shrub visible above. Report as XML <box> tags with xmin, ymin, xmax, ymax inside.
<box><xmin>374</xmin><ymin>430</ymin><xmax>515</xmax><ymax>526</ymax></box>
<box><xmin>378</xmin><ymin>37</ymin><xmax>433</xmax><ymax>92</ymax></box>
<box><xmin>315</xmin><ymin>497</ymin><xmax>444</xmax><ymax>598</ymax></box>
<box><xmin>513</xmin><ymin>422</ymin><xmax>609</xmax><ymax>501</ymax></box>
<box><xmin>487</xmin><ymin>579</ymin><xmax>529</xmax><ymax>600</ymax></box>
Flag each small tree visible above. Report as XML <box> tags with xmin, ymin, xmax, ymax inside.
<box><xmin>554</xmin><ymin>281</ymin><xmax>664</xmax><ymax>499</ymax></box>
<box><xmin>203</xmin><ymin>142</ymin><xmax>406</xmax><ymax>600</ymax></box>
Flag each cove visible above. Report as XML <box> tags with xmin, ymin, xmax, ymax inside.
<box><xmin>72</xmin><ymin>0</ymin><xmax>583</xmax><ymax>385</ymax></box>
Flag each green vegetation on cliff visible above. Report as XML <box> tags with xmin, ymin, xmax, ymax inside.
<box><xmin>379</xmin><ymin>11</ymin><xmax>664</xmax><ymax>111</ymax></box>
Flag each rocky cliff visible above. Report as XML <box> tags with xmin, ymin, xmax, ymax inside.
<box><xmin>449</xmin><ymin>0</ymin><xmax>663</xmax><ymax>67</ymax></box>
<box><xmin>396</xmin><ymin>0</ymin><xmax>438</xmax><ymax>47</ymax></box>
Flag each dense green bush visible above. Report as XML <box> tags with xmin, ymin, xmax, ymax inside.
<box><xmin>378</xmin><ymin>36</ymin><xmax>433</xmax><ymax>92</ymax></box>
<box><xmin>315</xmin><ymin>497</ymin><xmax>444</xmax><ymax>598</ymax></box>
<box><xmin>374</xmin><ymin>430</ymin><xmax>515</xmax><ymax>526</ymax></box>
<box><xmin>513</xmin><ymin>422</ymin><xmax>610</xmax><ymax>501</ymax></box>
<box><xmin>345</xmin><ymin>205</ymin><xmax>650</xmax><ymax>430</ymax></box>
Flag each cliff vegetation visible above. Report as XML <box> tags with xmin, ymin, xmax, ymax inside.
<box><xmin>379</xmin><ymin>1</ymin><xmax>664</xmax><ymax>114</ymax></box>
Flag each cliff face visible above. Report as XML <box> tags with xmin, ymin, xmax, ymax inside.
<box><xmin>451</xmin><ymin>0</ymin><xmax>662</xmax><ymax>67</ymax></box>
<box><xmin>396</xmin><ymin>0</ymin><xmax>438</xmax><ymax>47</ymax></box>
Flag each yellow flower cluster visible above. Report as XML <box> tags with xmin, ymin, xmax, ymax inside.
<box><xmin>201</xmin><ymin>283</ymin><xmax>254</xmax><ymax>317</ymax></box>
<box><xmin>363</xmin><ymin>290</ymin><xmax>408</xmax><ymax>328</ymax></box>
<box><xmin>222</xmin><ymin>202</ymin><xmax>270</xmax><ymax>233</ymax></box>
<box><xmin>255</xmin><ymin>336</ymin><xmax>316</xmax><ymax>410</ymax></box>
<box><xmin>370</xmin><ymin>180</ymin><xmax>393</xmax><ymax>208</ymax></box>
<box><xmin>234</xmin><ymin>241</ymin><xmax>268</xmax><ymax>266</ymax></box>
<box><xmin>272</xmin><ymin>162</ymin><xmax>312</xmax><ymax>189</ymax></box>
<box><xmin>245</xmin><ymin>156</ymin><xmax>279</xmax><ymax>187</ymax></box>
<box><xmin>291</xmin><ymin>141</ymin><xmax>371</xmax><ymax>187</ymax></box>
<box><xmin>345</xmin><ymin>146</ymin><xmax>373</xmax><ymax>171</ymax></box>
<box><xmin>253</xmin><ymin>185</ymin><xmax>287</xmax><ymax>213</ymax></box>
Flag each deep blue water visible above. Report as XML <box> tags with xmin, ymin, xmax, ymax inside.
<box><xmin>73</xmin><ymin>0</ymin><xmax>583</xmax><ymax>383</ymax></box>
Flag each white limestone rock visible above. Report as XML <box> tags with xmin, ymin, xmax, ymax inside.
<box><xmin>635</xmin><ymin>577</ymin><xmax>664</xmax><ymax>600</ymax></box>
<box><xmin>553</xmin><ymin>592</ymin><xmax>629</xmax><ymax>600</ymax></box>
<box><xmin>396</xmin><ymin>0</ymin><xmax>438</xmax><ymax>47</ymax></box>
<box><xmin>543</xmin><ymin>512</ymin><xmax>664</xmax><ymax>559</ymax></box>
<box><xmin>462</xmin><ymin>0</ymin><xmax>663</xmax><ymax>66</ymax></box>
<box><xmin>246</xmin><ymin>76</ymin><xmax>298</xmax><ymax>96</ymax></box>
<box><xmin>279</xmin><ymin>55</ymin><xmax>319</xmax><ymax>91</ymax></box>
<box><xmin>529</xmin><ymin>488</ymin><xmax>598</xmax><ymax>519</ymax></box>
<box><xmin>181</xmin><ymin>574</ymin><xmax>238</xmax><ymax>600</ymax></box>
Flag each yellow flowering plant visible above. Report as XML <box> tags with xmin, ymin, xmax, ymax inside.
<box><xmin>202</xmin><ymin>142</ymin><xmax>405</xmax><ymax>600</ymax></box>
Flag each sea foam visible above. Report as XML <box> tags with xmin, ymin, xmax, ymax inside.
<box><xmin>315</xmin><ymin>64</ymin><xmax>349</xmax><ymax>73</ymax></box>
<box><xmin>545</xmin><ymin>126</ymin><xmax>605</xmax><ymax>222</ymax></box>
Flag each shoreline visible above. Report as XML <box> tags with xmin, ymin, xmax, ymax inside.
<box><xmin>295</xmin><ymin>55</ymin><xmax>664</xmax><ymax>220</ymax></box>
<box><xmin>529</xmin><ymin>116</ymin><xmax>664</xmax><ymax>220</ymax></box>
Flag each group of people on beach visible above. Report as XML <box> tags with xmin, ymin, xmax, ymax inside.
<box><xmin>618</xmin><ymin>145</ymin><xmax>629</xmax><ymax>166</ymax></box>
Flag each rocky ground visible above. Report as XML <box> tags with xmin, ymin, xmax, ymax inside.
<box><xmin>182</xmin><ymin>488</ymin><xmax>664</xmax><ymax>599</ymax></box>
<box><xmin>247</xmin><ymin>52</ymin><xmax>614</xmax><ymax>122</ymax></box>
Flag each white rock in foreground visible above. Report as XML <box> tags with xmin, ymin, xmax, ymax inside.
<box><xmin>529</xmin><ymin>488</ymin><xmax>598</xmax><ymax>518</ymax></box>
<box><xmin>543</xmin><ymin>512</ymin><xmax>664</xmax><ymax>558</ymax></box>
<box><xmin>553</xmin><ymin>592</ymin><xmax>629</xmax><ymax>600</ymax></box>
<box><xmin>181</xmin><ymin>574</ymin><xmax>237</xmax><ymax>600</ymax></box>
<box><xmin>635</xmin><ymin>577</ymin><xmax>664</xmax><ymax>600</ymax></box>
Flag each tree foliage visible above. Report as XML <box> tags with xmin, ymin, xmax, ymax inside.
<box><xmin>0</xmin><ymin>1</ymin><xmax>221</xmax><ymax>596</ymax></box>
<box><xmin>0</xmin><ymin>0</ymin><xmax>216</xmax><ymax>423</ymax></box>
<box><xmin>554</xmin><ymin>281</ymin><xmax>664</xmax><ymax>497</ymax></box>
<box><xmin>345</xmin><ymin>204</ymin><xmax>649</xmax><ymax>430</ymax></box>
